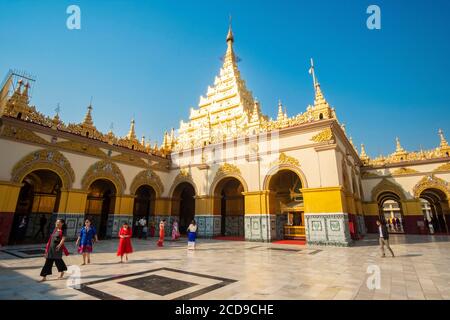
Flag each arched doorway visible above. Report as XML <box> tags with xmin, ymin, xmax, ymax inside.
<box><xmin>213</xmin><ymin>177</ymin><xmax>245</xmax><ymax>237</ymax></box>
<box><xmin>377</xmin><ymin>192</ymin><xmax>404</xmax><ymax>234</ymax></box>
<box><xmin>420</xmin><ymin>189</ymin><xmax>449</xmax><ymax>234</ymax></box>
<box><xmin>9</xmin><ymin>169</ymin><xmax>62</xmax><ymax>245</ymax></box>
<box><xmin>268</xmin><ymin>170</ymin><xmax>304</xmax><ymax>240</ymax></box>
<box><xmin>133</xmin><ymin>185</ymin><xmax>156</xmax><ymax>238</ymax></box>
<box><xmin>172</xmin><ymin>182</ymin><xmax>196</xmax><ymax>234</ymax></box>
<box><xmin>85</xmin><ymin>179</ymin><xmax>116</xmax><ymax>239</ymax></box>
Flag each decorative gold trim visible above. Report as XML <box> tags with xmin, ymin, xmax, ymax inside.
<box><xmin>270</xmin><ymin>152</ymin><xmax>300</xmax><ymax>168</ymax></box>
<box><xmin>110</xmin><ymin>153</ymin><xmax>148</xmax><ymax>167</ymax></box>
<box><xmin>129</xmin><ymin>169</ymin><xmax>164</xmax><ymax>196</ymax></box>
<box><xmin>11</xmin><ymin>149</ymin><xmax>75</xmax><ymax>190</ymax></box>
<box><xmin>1</xmin><ymin>124</ymin><xmax>50</xmax><ymax>145</ymax></box>
<box><xmin>392</xmin><ymin>167</ymin><xmax>419</xmax><ymax>176</ymax></box>
<box><xmin>56</xmin><ymin>140</ymin><xmax>106</xmax><ymax>158</ymax></box>
<box><xmin>216</xmin><ymin>163</ymin><xmax>241</xmax><ymax>177</ymax></box>
<box><xmin>433</xmin><ymin>162</ymin><xmax>450</xmax><ymax>173</ymax></box>
<box><xmin>169</xmin><ymin>170</ymin><xmax>197</xmax><ymax>197</ymax></box>
<box><xmin>81</xmin><ymin>160</ymin><xmax>126</xmax><ymax>195</ymax></box>
<box><xmin>413</xmin><ymin>174</ymin><xmax>450</xmax><ymax>199</ymax></box>
<box><xmin>371</xmin><ymin>178</ymin><xmax>406</xmax><ymax>202</ymax></box>
<box><xmin>310</xmin><ymin>127</ymin><xmax>334</xmax><ymax>143</ymax></box>
<box><xmin>361</xmin><ymin>171</ymin><xmax>380</xmax><ymax>178</ymax></box>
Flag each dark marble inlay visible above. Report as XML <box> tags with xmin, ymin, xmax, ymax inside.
<box><xmin>75</xmin><ymin>267</ymin><xmax>237</xmax><ymax>300</ymax></box>
<box><xmin>269</xmin><ymin>247</ymin><xmax>302</xmax><ymax>252</ymax></box>
<box><xmin>19</xmin><ymin>249</ymin><xmax>45</xmax><ymax>255</ymax></box>
<box><xmin>119</xmin><ymin>275</ymin><xmax>196</xmax><ymax>296</ymax></box>
<box><xmin>308</xmin><ymin>249</ymin><xmax>322</xmax><ymax>255</ymax></box>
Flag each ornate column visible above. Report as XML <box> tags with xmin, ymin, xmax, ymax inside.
<box><xmin>194</xmin><ymin>195</ymin><xmax>220</xmax><ymax>238</ymax></box>
<box><xmin>302</xmin><ymin>186</ymin><xmax>352</xmax><ymax>246</ymax></box>
<box><xmin>243</xmin><ymin>190</ymin><xmax>276</xmax><ymax>242</ymax></box>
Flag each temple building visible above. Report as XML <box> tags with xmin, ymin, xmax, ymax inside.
<box><xmin>0</xmin><ymin>25</ymin><xmax>449</xmax><ymax>247</ymax></box>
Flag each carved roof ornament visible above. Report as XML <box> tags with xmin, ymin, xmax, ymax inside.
<box><xmin>271</xmin><ymin>152</ymin><xmax>300</xmax><ymax>168</ymax></box>
<box><xmin>81</xmin><ymin>160</ymin><xmax>126</xmax><ymax>194</ymax></box>
<box><xmin>311</xmin><ymin>127</ymin><xmax>334</xmax><ymax>143</ymax></box>
<box><xmin>371</xmin><ymin>178</ymin><xmax>407</xmax><ymax>202</ymax></box>
<box><xmin>360</xmin><ymin>143</ymin><xmax>369</xmax><ymax>163</ymax></box>
<box><xmin>129</xmin><ymin>168</ymin><xmax>164</xmax><ymax>196</ymax></box>
<box><xmin>433</xmin><ymin>162</ymin><xmax>450</xmax><ymax>173</ymax></box>
<box><xmin>11</xmin><ymin>149</ymin><xmax>75</xmax><ymax>190</ymax></box>
<box><xmin>413</xmin><ymin>174</ymin><xmax>450</xmax><ymax>199</ymax></box>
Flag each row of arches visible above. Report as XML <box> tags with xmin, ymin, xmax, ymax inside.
<box><xmin>8</xmin><ymin>165</ymin><xmax>307</xmax><ymax>244</ymax></box>
<box><xmin>375</xmin><ymin>187</ymin><xmax>449</xmax><ymax>234</ymax></box>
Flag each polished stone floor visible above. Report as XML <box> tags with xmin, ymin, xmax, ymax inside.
<box><xmin>0</xmin><ymin>234</ymin><xmax>449</xmax><ymax>300</ymax></box>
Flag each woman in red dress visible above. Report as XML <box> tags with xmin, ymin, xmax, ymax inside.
<box><xmin>157</xmin><ymin>220</ymin><xmax>166</xmax><ymax>247</ymax></box>
<box><xmin>117</xmin><ymin>222</ymin><xmax>133</xmax><ymax>263</ymax></box>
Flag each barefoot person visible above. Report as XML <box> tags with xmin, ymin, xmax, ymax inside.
<box><xmin>376</xmin><ymin>219</ymin><xmax>395</xmax><ymax>258</ymax></box>
<box><xmin>117</xmin><ymin>222</ymin><xmax>133</xmax><ymax>263</ymax></box>
<box><xmin>76</xmin><ymin>219</ymin><xmax>98</xmax><ymax>265</ymax></box>
<box><xmin>172</xmin><ymin>219</ymin><xmax>180</xmax><ymax>241</ymax></box>
<box><xmin>187</xmin><ymin>220</ymin><xmax>197</xmax><ymax>250</ymax></box>
<box><xmin>39</xmin><ymin>219</ymin><xmax>69</xmax><ymax>282</ymax></box>
<box><xmin>157</xmin><ymin>220</ymin><xmax>166</xmax><ymax>247</ymax></box>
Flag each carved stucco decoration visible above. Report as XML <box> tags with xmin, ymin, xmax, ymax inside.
<box><xmin>56</xmin><ymin>140</ymin><xmax>106</xmax><ymax>158</ymax></box>
<box><xmin>1</xmin><ymin>124</ymin><xmax>50</xmax><ymax>145</ymax></box>
<box><xmin>413</xmin><ymin>174</ymin><xmax>450</xmax><ymax>199</ymax></box>
<box><xmin>310</xmin><ymin>127</ymin><xmax>334</xmax><ymax>143</ymax></box>
<box><xmin>371</xmin><ymin>178</ymin><xmax>407</xmax><ymax>202</ymax></box>
<box><xmin>391</xmin><ymin>167</ymin><xmax>419</xmax><ymax>176</ymax></box>
<box><xmin>11</xmin><ymin>149</ymin><xmax>75</xmax><ymax>190</ymax></box>
<box><xmin>169</xmin><ymin>170</ymin><xmax>197</xmax><ymax>197</ymax></box>
<box><xmin>81</xmin><ymin>160</ymin><xmax>126</xmax><ymax>195</ymax></box>
<box><xmin>110</xmin><ymin>153</ymin><xmax>148</xmax><ymax>168</ymax></box>
<box><xmin>209</xmin><ymin>163</ymin><xmax>247</xmax><ymax>195</ymax></box>
<box><xmin>270</xmin><ymin>152</ymin><xmax>300</xmax><ymax>168</ymax></box>
<box><xmin>361</xmin><ymin>171</ymin><xmax>381</xmax><ymax>179</ymax></box>
<box><xmin>433</xmin><ymin>162</ymin><xmax>450</xmax><ymax>173</ymax></box>
<box><xmin>130</xmin><ymin>169</ymin><xmax>164</xmax><ymax>196</ymax></box>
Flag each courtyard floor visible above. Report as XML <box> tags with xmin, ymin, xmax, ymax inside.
<box><xmin>0</xmin><ymin>234</ymin><xmax>449</xmax><ymax>300</ymax></box>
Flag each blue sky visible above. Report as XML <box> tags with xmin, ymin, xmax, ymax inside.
<box><xmin>0</xmin><ymin>0</ymin><xmax>449</xmax><ymax>156</ymax></box>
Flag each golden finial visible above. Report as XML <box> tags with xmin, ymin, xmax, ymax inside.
<box><xmin>226</xmin><ymin>15</ymin><xmax>234</xmax><ymax>43</ymax></box>
<box><xmin>127</xmin><ymin>118</ymin><xmax>136</xmax><ymax>140</ymax></box>
<box><xmin>395</xmin><ymin>137</ymin><xmax>404</xmax><ymax>152</ymax></box>
<box><xmin>360</xmin><ymin>143</ymin><xmax>369</xmax><ymax>161</ymax></box>
<box><xmin>438</xmin><ymin>128</ymin><xmax>448</xmax><ymax>148</ymax></box>
<box><xmin>15</xmin><ymin>79</ymin><xmax>23</xmax><ymax>94</ymax></box>
<box><xmin>83</xmin><ymin>103</ymin><xmax>94</xmax><ymax>126</ymax></box>
<box><xmin>277</xmin><ymin>100</ymin><xmax>284</xmax><ymax>121</ymax></box>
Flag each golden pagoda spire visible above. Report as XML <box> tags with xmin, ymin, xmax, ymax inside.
<box><xmin>226</xmin><ymin>15</ymin><xmax>234</xmax><ymax>44</ymax></box>
<box><xmin>438</xmin><ymin>129</ymin><xmax>449</xmax><ymax>148</ymax></box>
<box><xmin>360</xmin><ymin>143</ymin><xmax>369</xmax><ymax>162</ymax></box>
<box><xmin>308</xmin><ymin>58</ymin><xmax>333</xmax><ymax>120</ymax></box>
<box><xmin>83</xmin><ymin>104</ymin><xmax>94</xmax><ymax>126</ymax></box>
<box><xmin>395</xmin><ymin>137</ymin><xmax>404</xmax><ymax>153</ymax></box>
<box><xmin>127</xmin><ymin>118</ymin><xmax>137</xmax><ymax>140</ymax></box>
<box><xmin>277</xmin><ymin>100</ymin><xmax>284</xmax><ymax>121</ymax></box>
<box><xmin>22</xmin><ymin>82</ymin><xmax>30</xmax><ymax>102</ymax></box>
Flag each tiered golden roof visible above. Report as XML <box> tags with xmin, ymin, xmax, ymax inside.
<box><xmin>361</xmin><ymin>130</ymin><xmax>450</xmax><ymax>166</ymax></box>
<box><xmin>0</xmin><ymin>79</ymin><xmax>169</xmax><ymax>157</ymax></box>
<box><xmin>174</xmin><ymin>27</ymin><xmax>335</xmax><ymax>151</ymax></box>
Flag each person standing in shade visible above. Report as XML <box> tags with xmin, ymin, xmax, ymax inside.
<box><xmin>76</xmin><ymin>218</ymin><xmax>98</xmax><ymax>265</ymax></box>
<box><xmin>117</xmin><ymin>222</ymin><xmax>133</xmax><ymax>263</ymax></box>
<box><xmin>157</xmin><ymin>220</ymin><xmax>166</xmax><ymax>247</ymax></box>
<box><xmin>39</xmin><ymin>219</ymin><xmax>69</xmax><ymax>282</ymax></box>
<box><xmin>187</xmin><ymin>220</ymin><xmax>197</xmax><ymax>250</ymax></box>
<box><xmin>376</xmin><ymin>219</ymin><xmax>395</xmax><ymax>258</ymax></box>
<box><xmin>172</xmin><ymin>219</ymin><xmax>180</xmax><ymax>241</ymax></box>
<box><xmin>34</xmin><ymin>215</ymin><xmax>48</xmax><ymax>240</ymax></box>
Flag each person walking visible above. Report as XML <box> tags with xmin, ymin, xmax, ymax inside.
<box><xmin>187</xmin><ymin>220</ymin><xmax>197</xmax><ymax>250</ymax></box>
<box><xmin>34</xmin><ymin>215</ymin><xmax>48</xmax><ymax>240</ymax></box>
<box><xmin>172</xmin><ymin>219</ymin><xmax>180</xmax><ymax>241</ymax></box>
<box><xmin>39</xmin><ymin>219</ymin><xmax>69</xmax><ymax>282</ymax></box>
<box><xmin>76</xmin><ymin>218</ymin><xmax>98</xmax><ymax>265</ymax></box>
<box><xmin>157</xmin><ymin>220</ymin><xmax>166</xmax><ymax>247</ymax></box>
<box><xmin>376</xmin><ymin>219</ymin><xmax>395</xmax><ymax>258</ymax></box>
<box><xmin>139</xmin><ymin>217</ymin><xmax>147</xmax><ymax>239</ymax></box>
<box><xmin>117</xmin><ymin>222</ymin><xmax>133</xmax><ymax>263</ymax></box>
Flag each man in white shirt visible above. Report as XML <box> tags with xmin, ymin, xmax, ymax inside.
<box><xmin>376</xmin><ymin>219</ymin><xmax>395</xmax><ymax>258</ymax></box>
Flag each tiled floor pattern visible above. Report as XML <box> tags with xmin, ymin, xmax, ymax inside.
<box><xmin>0</xmin><ymin>234</ymin><xmax>449</xmax><ymax>300</ymax></box>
